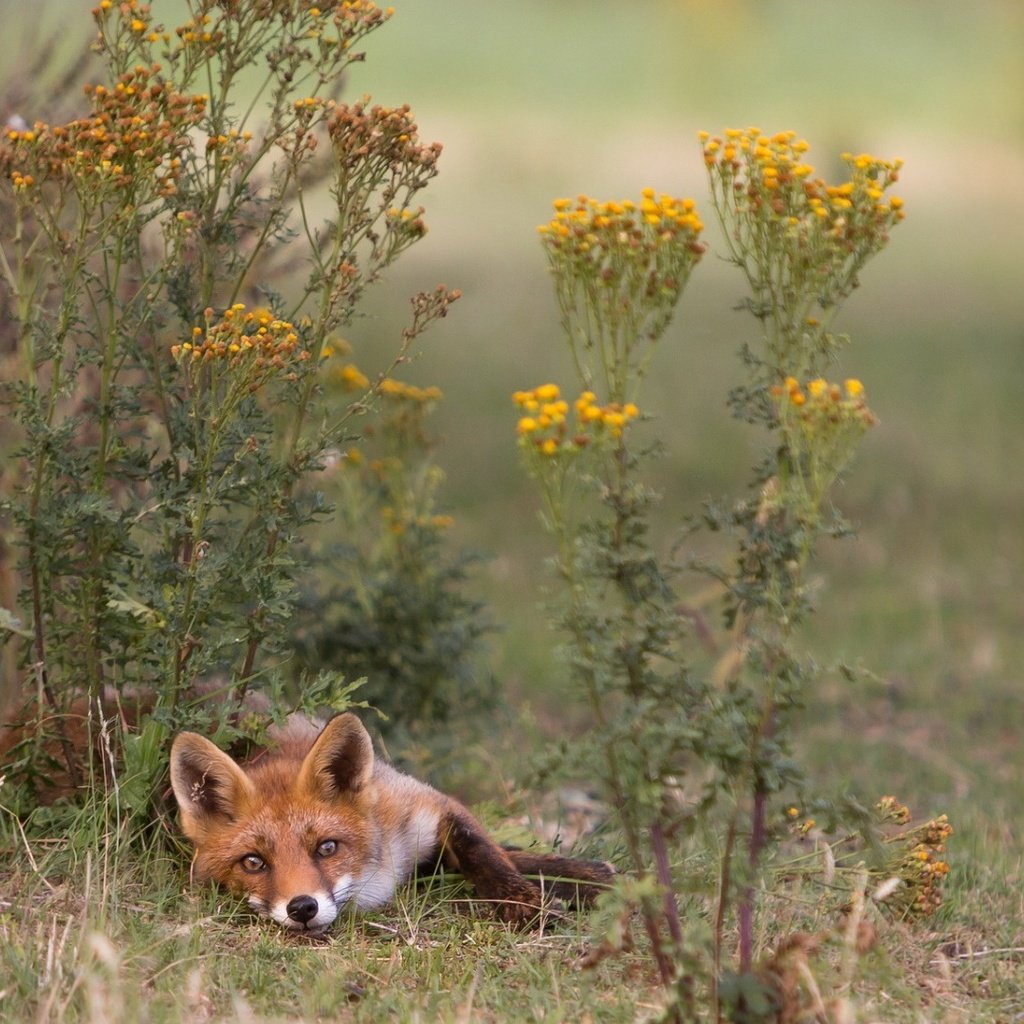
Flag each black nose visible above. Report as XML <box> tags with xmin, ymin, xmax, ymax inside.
<box><xmin>286</xmin><ymin>895</ymin><xmax>319</xmax><ymax>924</ymax></box>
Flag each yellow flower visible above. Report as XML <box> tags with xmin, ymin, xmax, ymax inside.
<box><xmin>339</xmin><ymin>364</ymin><xmax>369</xmax><ymax>391</ymax></box>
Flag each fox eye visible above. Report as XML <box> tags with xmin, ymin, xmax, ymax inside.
<box><xmin>239</xmin><ymin>853</ymin><xmax>266</xmax><ymax>873</ymax></box>
<box><xmin>315</xmin><ymin>840</ymin><xmax>338</xmax><ymax>858</ymax></box>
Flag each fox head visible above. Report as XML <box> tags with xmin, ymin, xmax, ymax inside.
<box><xmin>170</xmin><ymin>713</ymin><xmax>378</xmax><ymax>935</ymax></box>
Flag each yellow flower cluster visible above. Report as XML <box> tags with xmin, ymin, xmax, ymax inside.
<box><xmin>876</xmin><ymin>795</ymin><xmax>911</xmax><ymax>825</ymax></box>
<box><xmin>327</xmin><ymin>101</ymin><xmax>441</xmax><ymax>179</ymax></box>
<box><xmin>889</xmin><ymin>812</ymin><xmax>953</xmax><ymax>918</ymax></box>
<box><xmin>769</xmin><ymin>375</ymin><xmax>875</xmax><ymax>516</ymax></box>
<box><xmin>174</xmin><ymin>10</ymin><xmax>221</xmax><ymax>48</ymax></box>
<box><xmin>784</xmin><ymin>805</ymin><xmax>817</xmax><ymax>835</ymax></box>
<box><xmin>172</xmin><ymin>304</ymin><xmax>308</xmax><ymax>380</ymax></box>
<box><xmin>1</xmin><ymin>65</ymin><xmax>206</xmax><ymax>199</ymax></box>
<box><xmin>331</xmin><ymin>0</ymin><xmax>395</xmax><ymax>27</ymax></box>
<box><xmin>331</xmin><ymin>363</ymin><xmax>370</xmax><ymax>392</ymax></box>
<box><xmin>538</xmin><ymin>190</ymin><xmax>705</xmax><ymax>258</ymax></box>
<box><xmin>771</xmin><ymin>376</ymin><xmax>876</xmax><ymax>432</ymax></box>
<box><xmin>513</xmin><ymin>383</ymin><xmax>639</xmax><ymax>456</ymax></box>
<box><xmin>92</xmin><ymin>0</ymin><xmax>177</xmax><ymax>49</ymax></box>
<box><xmin>701</xmin><ymin>127</ymin><xmax>904</xmax><ymax>251</ymax></box>
<box><xmin>303</xmin><ymin>1</ymin><xmax>395</xmax><ymax>49</ymax></box>
<box><xmin>536</xmin><ymin>192</ymin><xmax>705</xmax><ymax>396</ymax></box>
<box><xmin>386</xmin><ymin>205</ymin><xmax>428</xmax><ymax>238</ymax></box>
<box><xmin>378</xmin><ymin>378</ymin><xmax>443</xmax><ymax>404</ymax></box>
<box><xmin>378</xmin><ymin>505</ymin><xmax>453</xmax><ymax>536</ymax></box>
<box><xmin>205</xmin><ymin>126</ymin><xmax>254</xmax><ymax>168</ymax></box>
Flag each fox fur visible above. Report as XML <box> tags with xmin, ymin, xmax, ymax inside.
<box><xmin>169</xmin><ymin>712</ymin><xmax>614</xmax><ymax>933</ymax></box>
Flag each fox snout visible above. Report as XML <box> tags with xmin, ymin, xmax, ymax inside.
<box><xmin>287</xmin><ymin>895</ymin><xmax>319</xmax><ymax>924</ymax></box>
<box><xmin>251</xmin><ymin>883</ymin><xmax>349</xmax><ymax>935</ymax></box>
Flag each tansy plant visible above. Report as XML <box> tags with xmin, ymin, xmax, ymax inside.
<box><xmin>701</xmin><ymin>127</ymin><xmax>904</xmax><ymax>381</ymax></box>
<box><xmin>538</xmin><ymin>190</ymin><xmax>705</xmax><ymax>403</ymax></box>
<box><xmin>0</xmin><ymin>0</ymin><xmax>457</xmax><ymax>814</ymax></box>
<box><xmin>515</xmin><ymin>132</ymin><xmax>911</xmax><ymax>1021</ymax></box>
<box><xmin>700</xmin><ymin>130</ymin><xmax>903</xmax><ymax>989</ymax></box>
<box><xmin>517</xmin><ymin>189</ymin><xmax>708</xmax><ymax>1013</ymax></box>
<box><xmin>289</xmin><ymin>369</ymin><xmax>495</xmax><ymax>749</ymax></box>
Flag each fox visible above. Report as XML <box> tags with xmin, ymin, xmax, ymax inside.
<box><xmin>169</xmin><ymin>712</ymin><xmax>615</xmax><ymax>934</ymax></box>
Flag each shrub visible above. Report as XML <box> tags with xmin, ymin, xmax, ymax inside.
<box><xmin>288</xmin><ymin>374</ymin><xmax>495</xmax><ymax>744</ymax></box>
<box><xmin>0</xmin><ymin>0</ymin><xmax>458</xmax><ymax>814</ymax></box>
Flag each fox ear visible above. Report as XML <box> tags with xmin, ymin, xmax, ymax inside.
<box><xmin>298</xmin><ymin>713</ymin><xmax>374</xmax><ymax>800</ymax></box>
<box><xmin>170</xmin><ymin>732</ymin><xmax>255</xmax><ymax>829</ymax></box>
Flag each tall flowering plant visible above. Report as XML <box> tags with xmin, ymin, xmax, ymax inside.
<box><xmin>515</xmin><ymin>191</ymin><xmax>706</xmax><ymax>1014</ymax></box>
<box><xmin>515</xmin><ymin>133</ymin><xmax>910</xmax><ymax>1020</ymax></box>
<box><xmin>0</xmin><ymin>0</ymin><xmax>455</xmax><ymax>812</ymax></box>
<box><xmin>701</xmin><ymin>129</ymin><xmax>903</xmax><ymax>994</ymax></box>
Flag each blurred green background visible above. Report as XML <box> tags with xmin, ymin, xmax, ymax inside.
<box><xmin>5</xmin><ymin>1</ymin><xmax>1023</xmax><ymax>807</ymax></box>
<box><xmin>341</xmin><ymin>0</ymin><xmax>1024</xmax><ymax>760</ymax></box>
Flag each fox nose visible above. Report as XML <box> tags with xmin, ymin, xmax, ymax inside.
<box><xmin>286</xmin><ymin>895</ymin><xmax>320</xmax><ymax>925</ymax></box>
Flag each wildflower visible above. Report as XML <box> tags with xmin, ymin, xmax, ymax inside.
<box><xmin>772</xmin><ymin>374</ymin><xmax>875</xmax><ymax>430</ymax></box>
<box><xmin>173</xmin><ymin>305</ymin><xmax>308</xmax><ymax>391</ymax></box>
<box><xmin>335</xmin><ymin>363</ymin><xmax>370</xmax><ymax>391</ymax></box>
<box><xmin>699</xmin><ymin>128</ymin><xmax>905</xmax><ymax>339</ymax></box>
<box><xmin>769</xmin><ymin>374</ymin><xmax>876</xmax><ymax>518</ymax></box>
<box><xmin>867</xmin><ymin>799</ymin><xmax>954</xmax><ymax>919</ymax></box>
<box><xmin>512</xmin><ymin>384</ymin><xmax>641</xmax><ymax>462</ymax></box>
<box><xmin>0</xmin><ymin>65</ymin><xmax>206</xmax><ymax>203</ymax></box>
<box><xmin>378</xmin><ymin>378</ymin><xmax>443</xmax><ymax>404</ymax></box>
<box><xmin>327</xmin><ymin>101</ymin><xmax>441</xmax><ymax>180</ymax></box>
<box><xmin>537</xmin><ymin>191</ymin><xmax>704</xmax><ymax>398</ymax></box>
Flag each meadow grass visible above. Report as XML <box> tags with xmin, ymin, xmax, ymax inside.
<box><xmin>2</xmin><ymin>771</ymin><xmax>1020</xmax><ymax>1022</ymax></box>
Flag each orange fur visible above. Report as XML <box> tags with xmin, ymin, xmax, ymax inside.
<box><xmin>170</xmin><ymin>713</ymin><xmax>614</xmax><ymax>933</ymax></box>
